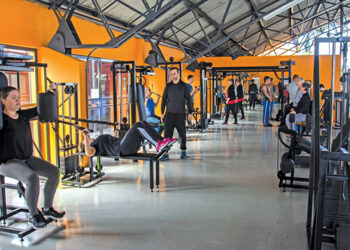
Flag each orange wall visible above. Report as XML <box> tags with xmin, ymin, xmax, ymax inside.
<box><xmin>201</xmin><ymin>55</ymin><xmax>341</xmax><ymax>92</ymax></box>
<box><xmin>1</xmin><ymin>0</ymin><xmax>342</xmax><ymax>129</ymax></box>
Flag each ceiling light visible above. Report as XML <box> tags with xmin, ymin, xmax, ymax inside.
<box><xmin>263</xmin><ymin>0</ymin><xmax>304</xmax><ymax>21</ymax></box>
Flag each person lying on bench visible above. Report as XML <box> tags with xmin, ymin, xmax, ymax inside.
<box><xmin>285</xmin><ymin>81</ymin><xmax>312</xmax><ymax>131</ymax></box>
<box><xmin>82</xmin><ymin>121</ymin><xmax>177</xmax><ymax>157</ymax></box>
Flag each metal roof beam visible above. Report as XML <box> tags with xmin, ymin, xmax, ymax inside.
<box><xmin>247</xmin><ymin>0</ymin><xmax>277</xmax><ymax>55</ymax></box>
<box><xmin>249</xmin><ymin>6</ymin><xmax>344</xmax><ymax>57</ymax></box>
<box><xmin>148</xmin><ymin>0</ymin><xmax>208</xmax><ymax>38</ymax></box>
<box><xmin>213</xmin><ymin>0</ymin><xmax>233</xmax><ymax>44</ymax></box>
<box><xmin>184</xmin><ymin>0</ymin><xmax>251</xmax><ymax>55</ymax></box>
<box><xmin>106</xmin><ymin>0</ymin><xmax>183</xmax><ymax>48</ymax></box>
<box><xmin>184</xmin><ymin>1</ymin><xmax>297</xmax><ymax>64</ymax></box>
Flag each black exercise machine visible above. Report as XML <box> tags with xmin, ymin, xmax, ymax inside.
<box><xmin>0</xmin><ymin>176</ymin><xmax>55</xmax><ymax>241</ymax></box>
<box><xmin>307</xmin><ymin>37</ymin><xmax>350</xmax><ymax>250</ymax></box>
<box><xmin>277</xmin><ymin>117</ymin><xmax>350</xmax><ymax>191</ymax></box>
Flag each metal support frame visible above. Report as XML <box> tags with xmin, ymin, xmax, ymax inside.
<box><xmin>308</xmin><ymin>36</ymin><xmax>350</xmax><ymax>250</ymax></box>
<box><xmin>48</xmin><ymin>0</ymin><xmax>182</xmax><ymax>53</ymax></box>
<box><xmin>112</xmin><ymin>61</ymin><xmax>137</xmax><ymax>125</ymax></box>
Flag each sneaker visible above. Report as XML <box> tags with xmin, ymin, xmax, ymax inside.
<box><xmin>241</xmin><ymin>117</ymin><xmax>245</xmax><ymax>120</ymax></box>
<box><xmin>160</xmin><ymin>153</ymin><xmax>169</xmax><ymax>161</ymax></box>
<box><xmin>168</xmin><ymin>138</ymin><xmax>178</xmax><ymax>147</ymax></box>
<box><xmin>264</xmin><ymin>124</ymin><xmax>273</xmax><ymax>127</ymax></box>
<box><xmin>223</xmin><ymin>122</ymin><xmax>228</xmax><ymax>125</ymax></box>
<box><xmin>29</xmin><ymin>213</ymin><xmax>47</xmax><ymax>229</ymax></box>
<box><xmin>180</xmin><ymin>150</ymin><xmax>189</xmax><ymax>159</ymax></box>
<box><xmin>233</xmin><ymin>122</ymin><xmax>238</xmax><ymax>125</ymax></box>
<box><xmin>42</xmin><ymin>207</ymin><xmax>66</xmax><ymax>219</ymax></box>
<box><xmin>155</xmin><ymin>138</ymin><xmax>170</xmax><ymax>152</ymax></box>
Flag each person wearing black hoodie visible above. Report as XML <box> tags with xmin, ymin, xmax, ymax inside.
<box><xmin>160</xmin><ymin>67</ymin><xmax>193</xmax><ymax>160</ymax></box>
<box><xmin>223</xmin><ymin>79</ymin><xmax>238</xmax><ymax>125</ymax></box>
<box><xmin>248</xmin><ymin>82</ymin><xmax>258</xmax><ymax>110</ymax></box>
<box><xmin>236</xmin><ymin>79</ymin><xmax>245</xmax><ymax>119</ymax></box>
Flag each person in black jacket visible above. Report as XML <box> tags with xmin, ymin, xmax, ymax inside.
<box><xmin>223</xmin><ymin>79</ymin><xmax>238</xmax><ymax>125</ymax></box>
<box><xmin>285</xmin><ymin>81</ymin><xmax>312</xmax><ymax>130</ymax></box>
<box><xmin>235</xmin><ymin>79</ymin><xmax>245</xmax><ymax>119</ymax></box>
<box><xmin>248</xmin><ymin>82</ymin><xmax>258</xmax><ymax>110</ymax></box>
<box><xmin>160</xmin><ymin>67</ymin><xmax>193</xmax><ymax>160</ymax></box>
<box><xmin>0</xmin><ymin>83</ymin><xmax>65</xmax><ymax>229</ymax></box>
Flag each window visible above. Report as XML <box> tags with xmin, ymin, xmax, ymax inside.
<box><xmin>74</xmin><ymin>56</ymin><xmax>130</xmax><ymax>134</ymax></box>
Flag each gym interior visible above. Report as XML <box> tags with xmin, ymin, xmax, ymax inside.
<box><xmin>0</xmin><ymin>0</ymin><xmax>350</xmax><ymax>249</ymax></box>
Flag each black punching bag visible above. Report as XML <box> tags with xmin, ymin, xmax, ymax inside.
<box><xmin>0</xmin><ymin>72</ymin><xmax>9</xmax><ymax>130</ymax></box>
<box><xmin>37</xmin><ymin>92</ymin><xmax>58</xmax><ymax>123</ymax></box>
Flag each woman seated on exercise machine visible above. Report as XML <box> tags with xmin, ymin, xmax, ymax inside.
<box><xmin>0</xmin><ymin>83</ymin><xmax>65</xmax><ymax>229</ymax></box>
<box><xmin>285</xmin><ymin>81</ymin><xmax>312</xmax><ymax>130</ymax></box>
<box><xmin>145</xmin><ymin>87</ymin><xmax>161</xmax><ymax>123</ymax></box>
<box><xmin>82</xmin><ymin>121</ymin><xmax>177</xmax><ymax>157</ymax></box>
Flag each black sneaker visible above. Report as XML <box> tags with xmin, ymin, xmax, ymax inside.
<box><xmin>180</xmin><ymin>150</ymin><xmax>189</xmax><ymax>159</ymax></box>
<box><xmin>29</xmin><ymin>213</ymin><xmax>47</xmax><ymax>229</ymax></box>
<box><xmin>42</xmin><ymin>207</ymin><xmax>66</xmax><ymax>219</ymax></box>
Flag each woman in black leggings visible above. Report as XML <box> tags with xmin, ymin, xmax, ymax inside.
<box><xmin>83</xmin><ymin>121</ymin><xmax>177</xmax><ymax>157</ymax></box>
<box><xmin>0</xmin><ymin>85</ymin><xmax>65</xmax><ymax>229</ymax></box>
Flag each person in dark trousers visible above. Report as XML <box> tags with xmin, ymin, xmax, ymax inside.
<box><xmin>0</xmin><ymin>83</ymin><xmax>65</xmax><ymax>229</ymax></box>
<box><xmin>216</xmin><ymin>79</ymin><xmax>223</xmax><ymax>113</ymax></box>
<box><xmin>278</xmin><ymin>80</ymin><xmax>285</xmax><ymax>107</ymax></box>
<box><xmin>261</xmin><ymin>76</ymin><xmax>273</xmax><ymax>127</ymax></box>
<box><xmin>223</xmin><ymin>79</ymin><xmax>238</xmax><ymax>125</ymax></box>
<box><xmin>160</xmin><ymin>67</ymin><xmax>193</xmax><ymax>160</ymax></box>
<box><xmin>235</xmin><ymin>79</ymin><xmax>245</xmax><ymax>119</ymax></box>
<box><xmin>320</xmin><ymin>84</ymin><xmax>331</xmax><ymax>124</ymax></box>
<box><xmin>248</xmin><ymin>82</ymin><xmax>258</xmax><ymax>110</ymax></box>
<box><xmin>82</xmin><ymin>121</ymin><xmax>177</xmax><ymax>157</ymax></box>
<box><xmin>187</xmin><ymin>75</ymin><xmax>200</xmax><ymax>111</ymax></box>
<box><xmin>285</xmin><ymin>81</ymin><xmax>312</xmax><ymax>130</ymax></box>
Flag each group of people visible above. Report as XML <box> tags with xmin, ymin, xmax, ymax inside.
<box><xmin>0</xmin><ymin>66</ymin><xmax>314</xmax><ymax>232</ymax></box>
<box><xmin>217</xmin><ymin>78</ymin><xmax>261</xmax><ymax>124</ymax></box>
<box><xmin>260</xmin><ymin>74</ymin><xmax>312</xmax><ymax>130</ymax></box>
<box><xmin>0</xmin><ymin>67</ymin><xmax>195</xmax><ymax>230</ymax></box>
<box><xmin>223</xmin><ymin>79</ymin><xmax>245</xmax><ymax>125</ymax></box>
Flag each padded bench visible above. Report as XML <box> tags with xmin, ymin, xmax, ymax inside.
<box><xmin>77</xmin><ymin>148</ymin><xmax>169</xmax><ymax>192</ymax></box>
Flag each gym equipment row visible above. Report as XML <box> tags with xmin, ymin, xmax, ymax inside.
<box><xmin>209</xmin><ymin>61</ymin><xmax>295</xmax><ymax>120</ymax></box>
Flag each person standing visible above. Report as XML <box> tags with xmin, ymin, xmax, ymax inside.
<box><xmin>294</xmin><ymin>77</ymin><xmax>305</xmax><ymax>107</ymax></box>
<box><xmin>235</xmin><ymin>79</ymin><xmax>245</xmax><ymax>120</ymax></box>
<box><xmin>216</xmin><ymin>79</ymin><xmax>223</xmax><ymax>113</ymax></box>
<box><xmin>161</xmin><ymin>68</ymin><xmax>193</xmax><ymax>160</ymax></box>
<box><xmin>261</xmin><ymin>76</ymin><xmax>273</xmax><ymax>127</ymax></box>
<box><xmin>223</xmin><ymin>79</ymin><xmax>238</xmax><ymax>125</ymax></box>
<box><xmin>248</xmin><ymin>81</ymin><xmax>258</xmax><ymax>110</ymax></box>
<box><xmin>187</xmin><ymin>75</ymin><xmax>200</xmax><ymax>111</ymax></box>
<box><xmin>286</xmin><ymin>74</ymin><xmax>299</xmax><ymax>106</ymax></box>
<box><xmin>285</xmin><ymin>81</ymin><xmax>312</xmax><ymax>130</ymax></box>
